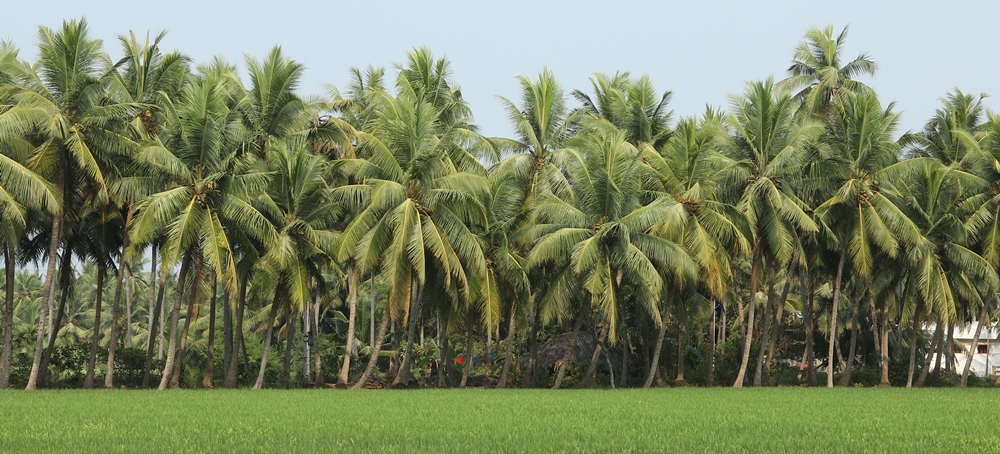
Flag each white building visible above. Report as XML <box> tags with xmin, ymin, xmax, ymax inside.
<box><xmin>926</xmin><ymin>323</ymin><xmax>1000</xmax><ymax>377</ymax></box>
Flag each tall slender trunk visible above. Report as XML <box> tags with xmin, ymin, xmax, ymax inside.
<box><xmin>302</xmin><ymin>293</ymin><xmax>310</xmax><ymax>385</ymax></box>
<box><xmin>802</xmin><ymin>270</ymin><xmax>817</xmax><ymax>386</ymax></box>
<box><xmin>351</xmin><ymin>303</ymin><xmax>390</xmax><ymax>389</ymax></box>
<box><xmin>282</xmin><ymin>315</ymin><xmax>295</xmax><ymax>388</ymax></box>
<box><xmin>916</xmin><ymin>321</ymin><xmax>942</xmax><ymax>387</ymax></box>
<box><xmin>734</xmin><ymin>236</ymin><xmax>764</xmax><ymax>388</ymax></box>
<box><xmin>438</xmin><ymin>311</ymin><xmax>450</xmax><ymax>388</ymax></box>
<box><xmin>224</xmin><ymin>273</ymin><xmax>248</xmax><ymax>388</ymax></box>
<box><xmin>620</xmin><ymin>334</ymin><xmax>630</xmax><ymax>388</ymax></box>
<box><xmin>39</xmin><ymin>249</ymin><xmax>72</xmax><ymax>385</ymax></box>
<box><xmin>754</xmin><ymin>266</ymin><xmax>776</xmax><ymax>386</ymax></box>
<box><xmin>838</xmin><ymin>284</ymin><xmax>863</xmax><ymax>387</ymax></box>
<box><xmin>497</xmin><ymin>303</ymin><xmax>517</xmax><ymax>388</ymax></box>
<box><xmin>83</xmin><ymin>264</ymin><xmax>107</xmax><ymax>389</ymax></box>
<box><xmin>460</xmin><ymin>310</ymin><xmax>475</xmax><ymax>387</ymax></box>
<box><xmin>1</xmin><ymin>245</ymin><xmax>16</xmax><ymax>389</ymax></box>
<box><xmin>675</xmin><ymin>306</ymin><xmax>687</xmax><ymax>385</ymax></box>
<box><xmin>526</xmin><ymin>297</ymin><xmax>538</xmax><ymax>388</ymax></box>
<box><xmin>945</xmin><ymin>323</ymin><xmax>956</xmax><ymax>382</ymax></box>
<box><xmin>252</xmin><ymin>293</ymin><xmax>280</xmax><ymax>390</ymax></box>
<box><xmin>147</xmin><ymin>243</ymin><xmax>157</xmax><ymax>357</ymax></box>
<box><xmin>157</xmin><ymin>284</ymin><xmax>165</xmax><ymax>361</ymax></box>
<box><xmin>338</xmin><ymin>265</ymin><xmax>358</xmax><ymax>385</ymax></box>
<box><xmin>878</xmin><ymin>295</ymin><xmax>891</xmax><ymax>387</ymax></box>
<box><xmin>313</xmin><ymin>292</ymin><xmax>323</xmax><ymax>386</ymax></box>
<box><xmin>158</xmin><ymin>253</ymin><xmax>192</xmax><ymax>390</ymax></box>
<box><xmin>26</xmin><ymin>207</ymin><xmax>62</xmax><ymax>390</ymax></box>
<box><xmin>125</xmin><ymin>267</ymin><xmax>133</xmax><ymax>348</ymax></box>
<box><xmin>202</xmin><ymin>275</ymin><xmax>218</xmax><ymax>388</ymax></box>
<box><xmin>142</xmin><ymin>263</ymin><xmax>168</xmax><ymax>388</ymax></box>
<box><xmin>223</xmin><ymin>283</ymin><xmax>233</xmax><ymax>381</ymax></box>
<box><xmin>147</xmin><ymin>246</ymin><xmax>158</xmax><ymax>355</ymax></box>
<box><xmin>707</xmin><ymin>298</ymin><xmax>716</xmax><ymax>387</ymax></box>
<box><xmin>580</xmin><ymin>323</ymin><xmax>608</xmax><ymax>388</ymax></box>
<box><xmin>104</xmin><ymin>203</ymin><xmax>135</xmax><ymax>388</ymax></box>
<box><xmin>906</xmin><ymin>313</ymin><xmax>920</xmax><ymax>388</ymax></box>
<box><xmin>552</xmin><ymin>313</ymin><xmax>585</xmax><ymax>390</ymax></box>
<box><xmin>393</xmin><ymin>278</ymin><xmax>423</xmax><ymax>386</ymax></box>
<box><xmin>369</xmin><ymin>273</ymin><xmax>375</xmax><ymax>347</ymax></box>
<box><xmin>961</xmin><ymin>306</ymin><xmax>988</xmax><ymax>387</ymax></box>
<box><xmin>826</xmin><ymin>245</ymin><xmax>847</xmax><ymax>387</ymax></box>
<box><xmin>644</xmin><ymin>297</ymin><xmax>672</xmax><ymax>388</ymax></box>
<box><xmin>764</xmin><ymin>260</ymin><xmax>797</xmax><ymax>386</ymax></box>
<box><xmin>169</xmin><ymin>261</ymin><xmax>202</xmax><ymax>389</ymax></box>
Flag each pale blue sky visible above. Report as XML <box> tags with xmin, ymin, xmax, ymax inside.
<box><xmin>4</xmin><ymin>0</ymin><xmax>998</xmax><ymax>138</ymax></box>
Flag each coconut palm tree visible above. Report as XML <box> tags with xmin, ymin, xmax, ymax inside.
<box><xmin>250</xmin><ymin>144</ymin><xmax>338</xmax><ymax>389</ymax></box>
<box><xmin>573</xmin><ymin>72</ymin><xmax>673</xmax><ymax>150</ymax></box>
<box><xmin>639</xmin><ymin>113</ymin><xmax>751</xmax><ymax>386</ymax></box>
<box><xmin>495</xmin><ymin>68</ymin><xmax>572</xmax><ymax>386</ymax></box>
<box><xmin>780</xmin><ymin>25</ymin><xmax>878</xmax><ymax>118</ymax></box>
<box><xmin>0</xmin><ymin>19</ymin><xmax>139</xmax><ymax>389</ymax></box>
<box><xmin>814</xmin><ymin>91</ymin><xmax>922</xmax><ymax>386</ymax></box>
<box><xmin>130</xmin><ymin>60</ymin><xmax>275</xmax><ymax>389</ymax></box>
<box><xmin>528</xmin><ymin>120</ymin><xmax>698</xmax><ymax>389</ymax></box>
<box><xmin>724</xmin><ymin>78</ymin><xmax>823</xmax><ymax>387</ymax></box>
<box><xmin>342</xmin><ymin>67</ymin><xmax>492</xmax><ymax>388</ymax></box>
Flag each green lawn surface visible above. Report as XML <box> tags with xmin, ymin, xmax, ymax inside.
<box><xmin>1</xmin><ymin>388</ymin><xmax>998</xmax><ymax>453</ymax></box>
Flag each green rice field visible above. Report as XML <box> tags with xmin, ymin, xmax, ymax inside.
<box><xmin>1</xmin><ymin>388</ymin><xmax>998</xmax><ymax>452</ymax></box>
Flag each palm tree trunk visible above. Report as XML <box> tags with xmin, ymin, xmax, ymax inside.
<box><xmin>906</xmin><ymin>313</ymin><xmax>920</xmax><ymax>388</ymax></box>
<box><xmin>223</xmin><ymin>285</ymin><xmax>233</xmax><ymax>381</ymax></box>
<box><xmin>224</xmin><ymin>273</ymin><xmax>248</xmax><ymax>388</ymax></box>
<box><xmin>252</xmin><ymin>296</ymin><xmax>279</xmax><ymax>390</ymax></box>
<box><xmin>837</xmin><ymin>286</ymin><xmax>863</xmax><ymax>387</ymax></box>
<box><xmin>620</xmin><ymin>334</ymin><xmax>630</xmax><ymax>388</ymax></box>
<box><xmin>26</xmin><ymin>207</ymin><xmax>62</xmax><ymax>390</ymax></box>
<box><xmin>83</xmin><ymin>264</ymin><xmax>106</xmax><ymax>389</ymax></box>
<box><xmin>916</xmin><ymin>321</ymin><xmax>942</xmax><ymax>387</ymax></box>
<box><xmin>801</xmin><ymin>270</ymin><xmax>817</xmax><ymax>386</ymax></box>
<box><xmin>369</xmin><ymin>273</ymin><xmax>375</xmax><ymax>349</ymax></box>
<box><xmin>580</xmin><ymin>323</ymin><xmax>608</xmax><ymax>388</ymax></box>
<box><xmin>337</xmin><ymin>265</ymin><xmax>358</xmax><ymax>385</ymax></box>
<box><xmin>552</xmin><ymin>314</ymin><xmax>585</xmax><ymax>390</ymax></box>
<box><xmin>302</xmin><ymin>295</ymin><xmax>310</xmax><ymax>385</ymax></box>
<box><xmin>960</xmin><ymin>306</ymin><xmax>987</xmax><ymax>387</ymax></box>
<box><xmin>878</xmin><ymin>296</ymin><xmax>891</xmax><ymax>387</ymax></box>
<box><xmin>125</xmin><ymin>268</ymin><xmax>133</xmax><ymax>348</ymax></box>
<box><xmin>644</xmin><ymin>296</ymin><xmax>672</xmax><ymax>388</ymax></box>
<box><xmin>1</xmin><ymin>245</ymin><xmax>16</xmax><ymax>389</ymax></box>
<box><xmin>675</xmin><ymin>306</ymin><xmax>687</xmax><ymax>385</ymax></box>
<box><xmin>826</xmin><ymin>245</ymin><xmax>847</xmax><ymax>387</ymax></box>
<box><xmin>754</xmin><ymin>266</ymin><xmax>776</xmax><ymax>386</ymax></box>
<box><xmin>313</xmin><ymin>291</ymin><xmax>323</xmax><ymax>386</ymax></box>
<box><xmin>945</xmin><ymin>323</ymin><xmax>956</xmax><ymax>383</ymax></box>
<box><xmin>158</xmin><ymin>253</ymin><xmax>192</xmax><ymax>390</ymax></box>
<box><xmin>142</xmin><ymin>264</ymin><xmax>168</xmax><ymax>388</ymax></box>
<box><xmin>282</xmin><ymin>315</ymin><xmax>295</xmax><ymax>388</ymax></box>
<box><xmin>764</xmin><ymin>260</ymin><xmax>796</xmax><ymax>386</ymax></box>
<box><xmin>351</xmin><ymin>303</ymin><xmax>390</xmax><ymax>389</ymax></box>
<box><xmin>202</xmin><ymin>275</ymin><xmax>218</xmax><ymax>388</ymax></box>
<box><xmin>460</xmin><ymin>310</ymin><xmax>475</xmax><ymax>387</ymax></box>
<box><xmin>438</xmin><ymin>311</ymin><xmax>450</xmax><ymax>388</ymax></box>
<box><xmin>39</xmin><ymin>249</ymin><xmax>72</xmax><ymax>385</ymax></box>
<box><xmin>707</xmin><ymin>298</ymin><xmax>716</xmax><ymax>387</ymax></box>
<box><xmin>147</xmin><ymin>243</ymin><xmax>157</xmax><ymax>355</ymax></box>
<box><xmin>526</xmin><ymin>297</ymin><xmax>538</xmax><ymax>388</ymax></box>
<box><xmin>169</xmin><ymin>263</ymin><xmax>202</xmax><ymax>389</ymax></box>
<box><xmin>497</xmin><ymin>303</ymin><xmax>517</xmax><ymax>388</ymax></box>
<box><xmin>393</xmin><ymin>278</ymin><xmax>423</xmax><ymax>386</ymax></box>
<box><xmin>734</xmin><ymin>236</ymin><xmax>764</xmax><ymax>388</ymax></box>
<box><xmin>104</xmin><ymin>203</ymin><xmax>135</xmax><ymax>388</ymax></box>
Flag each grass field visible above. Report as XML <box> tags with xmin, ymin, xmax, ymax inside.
<box><xmin>1</xmin><ymin>388</ymin><xmax>999</xmax><ymax>452</ymax></box>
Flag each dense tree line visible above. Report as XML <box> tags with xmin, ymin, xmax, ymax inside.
<box><xmin>1</xmin><ymin>20</ymin><xmax>997</xmax><ymax>390</ymax></box>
